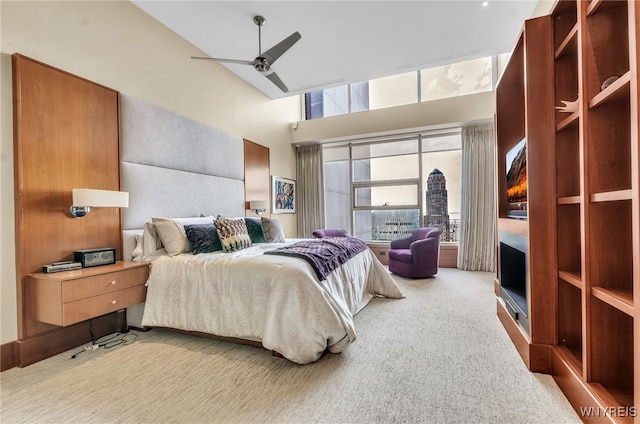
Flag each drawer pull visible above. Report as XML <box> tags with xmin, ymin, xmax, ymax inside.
<box><xmin>111</xmin><ymin>300</ymin><xmax>117</xmax><ymax>305</ymax></box>
<box><xmin>111</xmin><ymin>280</ymin><xmax>117</xmax><ymax>285</ymax></box>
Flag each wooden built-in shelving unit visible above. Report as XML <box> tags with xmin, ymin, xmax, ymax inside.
<box><xmin>496</xmin><ymin>1</ymin><xmax>639</xmax><ymax>421</ymax></box>
<box><xmin>495</xmin><ymin>13</ymin><xmax>556</xmax><ymax>372</ymax></box>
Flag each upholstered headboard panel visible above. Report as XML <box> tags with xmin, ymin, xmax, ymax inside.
<box><xmin>119</xmin><ymin>94</ymin><xmax>245</xmax><ymax>230</ymax></box>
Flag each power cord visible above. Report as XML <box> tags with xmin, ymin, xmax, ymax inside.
<box><xmin>70</xmin><ymin>331</ymin><xmax>138</xmax><ymax>359</ymax></box>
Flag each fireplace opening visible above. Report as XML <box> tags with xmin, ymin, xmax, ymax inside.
<box><xmin>499</xmin><ymin>230</ymin><xmax>529</xmax><ymax>336</ymax></box>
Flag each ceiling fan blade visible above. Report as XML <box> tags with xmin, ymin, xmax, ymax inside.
<box><xmin>191</xmin><ymin>56</ymin><xmax>253</xmax><ymax>66</ymax></box>
<box><xmin>262</xmin><ymin>32</ymin><xmax>301</xmax><ymax>64</ymax></box>
<box><xmin>264</xmin><ymin>71</ymin><xmax>289</xmax><ymax>93</ymax></box>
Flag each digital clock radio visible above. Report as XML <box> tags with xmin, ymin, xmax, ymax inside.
<box><xmin>74</xmin><ymin>248</ymin><xmax>116</xmax><ymax>268</ymax></box>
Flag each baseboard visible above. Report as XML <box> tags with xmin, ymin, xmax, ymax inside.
<box><xmin>496</xmin><ymin>298</ymin><xmax>551</xmax><ymax>373</ymax></box>
<box><xmin>16</xmin><ymin>312</ymin><xmax>120</xmax><ymax>367</ymax></box>
<box><xmin>1</xmin><ymin>341</ymin><xmax>18</xmax><ymax>372</ymax></box>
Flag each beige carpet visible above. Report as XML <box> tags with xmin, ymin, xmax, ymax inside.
<box><xmin>1</xmin><ymin>268</ymin><xmax>580</xmax><ymax>424</ymax></box>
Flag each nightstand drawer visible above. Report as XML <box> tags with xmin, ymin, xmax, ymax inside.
<box><xmin>28</xmin><ymin>261</ymin><xmax>150</xmax><ymax>327</ymax></box>
<box><xmin>62</xmin><ymin>285</ymin><xmax>147</xmax><ymax>326</ymax></box>
<box><xmin>62</xmin><ymin>266</ymin><xmax>148</xmax><ymax>303</ymax></box>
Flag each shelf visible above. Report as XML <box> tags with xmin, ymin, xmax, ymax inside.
<box><xmin>587</xmin><ymin>92</ymin><xmax>631</xmax><ymax>194</ymax></box>
<box><xmin>587</xmin><ymin>0</ymin><xmax>628</xmax><ymax>17</ymax></box>
<box><xmin>589</xmin><ymin>200</ymin><xmax>633</xmax><ymax>296</ymax></box>
<box><xmin>554</xmin><ymin>27</ymin><xmax>579</xmax><ymax>128</ymax></box>
<box><xmin>583</xmin><ymin>0</ymin><xmax>629</xmax><ymax>100</ymax></box>
<box><xmin>586</xmin><ymin>0</ymin><xmax>604</xmax><ymax>16</ymax></box>
<box><xmin>556</xmin><ymin>111</ymin><xmax>579</xmax><ymax>131</ymax></box>
<box><xmin>556</xmin><ymin>203</ymin><xmax>581</xmax><ymax>273</ymax></box>
<box><xmin>555</xmin><ymin>121</ymin><xmax>580</xmax><ymax>198</ymax></box>
<box><xmin>558</xmin><ymin>270</ymin><xmax>582</xmax><ymax>289</ymax></box>
<box><xmin>552</xmin><ymin>0</ymin><xmax>577</xmax><ymax>51</ymax></box>
<box><xmin>590</xmin><ymin>189</ymin><xmax>633</xmax><ymax>203</ymax></box>
<box><xmin>554</xmin><ymin>345</ymin><xmax>583</xmax><ymax>378</ymax></box>
<box><xmin>592</xmin><ymin>287</ymin><xmax>634</xmax><ymax>317</ymax></box>
<box><xmin>558</xmin><ymin>280</ymin><xmax>582</xmax><ymax>370</ymax></box>
<box><xmin>588</xmin><ymin>71</ymin><xmax>630</xmax><ymax>109</ymax></box>
<box><xmin>554</xmin><ymin>25</ymin><xmax>577</xmax><ymax>59</ymax></box>
<box><xmin>590</xmin><ymin>298</ymin><xmax>635</xmax><ymax>408</ymax></box>
<box><xmin>557</xmin><ymin>196</ymin><xmax>580</xmax><ymax>205</ymax></box>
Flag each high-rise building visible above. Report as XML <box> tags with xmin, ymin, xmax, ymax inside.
<box><xmin>425</xmin><ymin>168</ymin><xmax>452</xmax><ymax>241</ymax></box>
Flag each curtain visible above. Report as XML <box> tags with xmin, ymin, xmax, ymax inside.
<box><xmin>296</xmin><ymin>144</ymin><xmax>324</xmax><ymax>238</ymax></box>
<box><xmin>457</xmin><ymin>124</ymin><xmax>496</xmax><ymax>271</ymax></box>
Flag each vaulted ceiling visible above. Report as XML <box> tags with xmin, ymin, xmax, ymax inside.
<box><xmin>132</xmin><ymin>1</ymin><xmax>538</xmax><ymax>99</ymax></box>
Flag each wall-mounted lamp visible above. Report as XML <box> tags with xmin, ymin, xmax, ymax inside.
<box><xmin>70</xmin><ymin>188</ymin><xmax>129</xmax><ymax>218</ymax></box>
<box><xmin>249</xmin><ymin>200</ymin><xmax>268</xmax><ymax>215</ymax></box>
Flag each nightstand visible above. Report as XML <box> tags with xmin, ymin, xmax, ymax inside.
<box><xmin>27</xmin><ymin>261</ymin><xmax>149</xmax><ymax>327</ymax></box>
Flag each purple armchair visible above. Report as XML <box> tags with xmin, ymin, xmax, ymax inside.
<box><xmin>388</xmin><ymin>228</ymin><xmax>442</xmax><ymax>278</ymax></box>
<box><xmin>313</xmin><ymin>228</ymin><xmax>348</xmax><ymax>238</ymax></box>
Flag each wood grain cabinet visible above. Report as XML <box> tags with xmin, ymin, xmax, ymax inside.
<box><xmin>497</xmin><ymin>0</ymin><xmax>639</xmax><ymax>420</ymax></box>
<box><xmin>28</xmin><ymin>262</ymin><xmax>149</xmax><ymax>327</ymax></box>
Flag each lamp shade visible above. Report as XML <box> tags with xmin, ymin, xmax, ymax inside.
<box><xmin>249</xmin><ymin>200</ymin><xmax>268</xmax><ymax>211</ymax></box>
<box><xmin>72</xmin><ymin>188</ymin><xmax>129</xmax><ymax>208</ymax></box>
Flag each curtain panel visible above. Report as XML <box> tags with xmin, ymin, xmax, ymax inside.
<box><xmin>457</xmin><ymin>124</ymin><xmax>496</xmax><ymax>271</ymax></box>
<box><xmin>296</xmin><ymin>144</ymin><xmax>325</xmax><ymax>238</ymax></box>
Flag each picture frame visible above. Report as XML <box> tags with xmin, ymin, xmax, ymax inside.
<box><xmin>272</xmin><ymin>176</ymin><xmax>296</xmax><ymax>214</ymax></box>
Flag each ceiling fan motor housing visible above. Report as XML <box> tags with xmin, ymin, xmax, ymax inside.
<box><xmin>253</xmin><ymin>57</ymin><xmax>270</xmax><ymax>72</ymax></box>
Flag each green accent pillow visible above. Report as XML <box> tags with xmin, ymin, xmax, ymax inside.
<box><xmin>244</xmin><ymin>217</ymin><xmax>266</xmax><ymax>243</ymax></box>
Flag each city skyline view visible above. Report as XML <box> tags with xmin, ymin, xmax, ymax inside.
<box><xmin>323</xmin><ymin>132</ymin><xmax>462</xmax><ymax>242</ymax></box>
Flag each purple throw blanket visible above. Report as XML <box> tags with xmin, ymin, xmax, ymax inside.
<box><xmin>265</xmin><ymin>237</ymin><xmax>368</xmax><ymax>280</ymax></box>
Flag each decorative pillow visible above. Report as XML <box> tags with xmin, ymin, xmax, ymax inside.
<box><xmin>131</xmin><ymin>232</ymin><xmax>144</xmax><ymax>261</ymax></box>
<box><xmin>184</xmin><ymin>223</ymin><xmax>223</xmax><ymax>254</ymax></box>
<box><xmin>152</xmin><ymin>216</ymin><xmax>214</xmax><ymax>255</ymax></box>
<box><xmin>214</xmin><ymin>217</ymin><xmax>252</xmax><ymax>252</ymax></box>
<box><xmin>261</xmin><ymin>217</ymin><xmax>285</xmax><ymax>243</ymax></box>
<box><xmin>313</xmin><ymin>228</ymin><xmax>348</xmax><ymax>238</ymax></box>
<box><xmin>244</xmin><ymin>217</ymin><xmax>266</xmax><ymax>243</ymax></box>
<box><xmin>142</xmin><ymin>221</ymin><xmax>165</xmax><ymax>257</ymax></box>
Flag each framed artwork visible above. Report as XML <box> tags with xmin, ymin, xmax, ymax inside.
<box><xmin>272</xmin><ymin>176</ymin><xmax>296</xmax><ymax>213</ymax></box>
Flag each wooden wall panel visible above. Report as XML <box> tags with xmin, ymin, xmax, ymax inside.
<box><xmin>12</xmin><ymin>54</ymin><xmax>121</xmax><ymax>340</ymax></box>
<box><xmin>244</xmin><ymin>139</ymin><xmax>270</xmax><ymax>218</ymax></box>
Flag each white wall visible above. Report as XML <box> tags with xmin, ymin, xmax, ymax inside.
<box><xmin>0</xmin><ymin>1</ymin><xmax>300</xmax><ymax>344</ymax></box>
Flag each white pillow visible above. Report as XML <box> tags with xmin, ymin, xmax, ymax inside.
<box><xmin>142</xmin><ymin>221</ymin><xmax>164</xmax><ymax>257</ymax></box>
<box><xmin>152</xmin><ymin>216</ymin><xmax>214</xmax><ymax>255</ymax></box>
<box><xmin>131</xmin><ymin>233</ymin><xmax>144</xmax><ymax>261</ymax></box>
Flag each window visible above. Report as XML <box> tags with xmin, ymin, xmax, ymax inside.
<box><xmin>305</xmin><ymin>82</ymin><xmax>369</xmax><ymax>120</ymax></box>
<box><xmin>421</xmin><ymin>133</ymin><xmax>462</xmax><ymax>242</ymax></box>
<box><xmin>323</xmin><ymin>146</ymin><xmax>351</xmax><ymax>233</ymax></box>
<box><xmin>369</xmin><ymin>71</ymin><xmax>418</xmax><ymax>110</ymax></box>
<box><xmin>420</xmin><ymin>57</ymin><xmax>493</xmax><ymax>102</ymax></box>
<box><xmin>323</xmin><ymin>131</ymin><xmax>462</xmax><ymax>242</ymax></box>
<box><xmin>304</xmin><ymin>56</ymin><xmax>496</xmax><ymax>120</ymax></box>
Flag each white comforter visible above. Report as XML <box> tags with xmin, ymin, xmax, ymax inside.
<box><xmin>141</xmin><ymin>241</ymin><xmax>404</xmax><ymax>364</ymax></box>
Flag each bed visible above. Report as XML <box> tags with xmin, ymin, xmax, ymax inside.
<box><xmin>131</xmin><ymin>225</ymin><xmax>403</xmax><ymax>364</ymax></box>
<box><xmin>119</xmin><ymin>95</ymin><xmax>404</xmax><ymax>364</ymax></box>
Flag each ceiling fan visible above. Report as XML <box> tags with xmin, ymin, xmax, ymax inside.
<box><xmin>191</xmin><ymin>15</ymin><xmax>301</xmax><ymax>93</ymax></box>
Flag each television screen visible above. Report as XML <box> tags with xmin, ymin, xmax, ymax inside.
<box><xmin>506</xmin><ymin>138</ymin><xmax>527</xmax><ymax>211</ymax></box>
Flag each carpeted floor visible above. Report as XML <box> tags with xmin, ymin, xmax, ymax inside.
<box><xmin>0</xmin><ymin>268</ymin><xmax>580</xmax><ymax>423</ymax></box>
